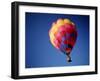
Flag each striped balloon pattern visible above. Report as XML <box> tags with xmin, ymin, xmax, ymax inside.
<box><xmin>49</xmin><ymin>18</ymin><xmax>77</xmax><ymax>62</ymax></box>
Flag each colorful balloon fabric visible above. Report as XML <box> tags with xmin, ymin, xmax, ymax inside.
<box><xmin>49</xmin><ymin>18</ymin><xmax>77</xmax><ymax>62</ymax></box>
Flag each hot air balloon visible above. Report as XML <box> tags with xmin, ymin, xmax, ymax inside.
<box><xmin>49</xmin><ymin>18</ymin><xmax>77</xmax><ymax>62</ymax></box>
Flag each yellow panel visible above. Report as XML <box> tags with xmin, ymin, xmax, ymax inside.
<box><xmin>56</xmin><ymin>19</ymin><xmax>64</xmax><ymax>27</ymax></box>
<box><xmin>64</xmin><ymin>19</ymin><xmax>71</xmax><ymax>24</ymax></box>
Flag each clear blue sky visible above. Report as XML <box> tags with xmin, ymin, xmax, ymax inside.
<box><xmin>25</xmin><ymin>12</ymin><xmax>89</xmax><ymax>68</ymax></box>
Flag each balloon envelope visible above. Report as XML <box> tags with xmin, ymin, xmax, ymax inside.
<box><xmin>49</xmin><ymin>18</ymin><xmax>77</xmax><ymax>55</ymax></box>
